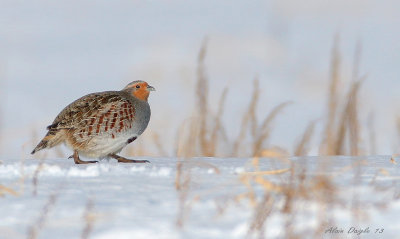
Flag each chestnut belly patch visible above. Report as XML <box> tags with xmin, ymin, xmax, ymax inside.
<box><xmin>127</xmin><ymin>136</ymin><xmax>137</xmax><ymax>144</ymax></box>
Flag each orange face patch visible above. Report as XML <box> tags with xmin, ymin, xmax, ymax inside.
<box><xmin>132</xmin><ymin>82</ymin><xmax>150</xmax><ymax>101</ymax></box>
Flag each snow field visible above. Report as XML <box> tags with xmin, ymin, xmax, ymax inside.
<box><xmin>0</xmin><ymin>156</ymin><xmax>399</xmax><ymax>239</ymax></box>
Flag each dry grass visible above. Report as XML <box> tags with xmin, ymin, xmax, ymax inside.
<box><xmin>196</xmin><ymin>38</ymin><xmax>211</xmax><ymax>156</ymax></box>
<box><xmin>81</xmin><ymin>198</ymin><xmax>96</xmax><ymax>239</ymax></box>
<box><xmin>236</xmin><ymin>155</ymin><xmax>395</xmax><ymax>239</ymax></box>
<box><xmin>171</xmin><ymin>37</ymin><xmax>380</xmax><ymax>235</ymax></box>
<box><xmin>0</xmin><ymin>184</ymin><xmax>19</xmax><ymax>197</ymax></box>
<box><xmin>180</xmin><ymin>41</ymin><xmax>291</xmax><ymax>159</ymax></box>
<box><xmin>232</xmin><ymin>79</ymin><xmax>292</xmax><ymax>158</ymax></box>
<box><xmin>233</xmin><ymin>78</ymin><xmax>260</xmax><ymax>157</ymax></box>
<box><xmin>0</xmin><ymin>141</ymin><xmax>28</xmax><ymax>198</ymax></box>
<box><xmin>171</xmin><ymin>38</ymin><xmax>393</xmax><ymax>237</ymax></box>
<box><xmin>390</xmin><ymin>155</ymin><xmax>397</xmax><ymax>164</ymax></box>
<box><xmin>152</xmin><ymin>132</ymin><xmax>168</xmax><ymax>156</ymax></box>
<box><xmin>294</xmin><ymin>120</ymin><xmax>317</xmax><ymax>156</ymax></box>
<box><xmin>189</xmin><ymin>39</ymin><xmax>229</xmax><ymax>157</ymax></box>
<box><xmin>319</xmin><ymin>37</ymin><xmax>365</xmax><ymax>156</ymax></box>
<box><xmin>237</xmin><ymin>157</ymin><xmax>340</xmax><ymax>239</ymax></box>
<box><xmin>174</xmin><ymin>116</ymin><xmax>197</xmax><ymax>227</ymax></box>
<box><xmin>252</xmin><ymin>101</ymin><xmax>292</xmax><ymax>157</ymax></box>
<box><xmin>174</xmin><ymin>118</ymin><xmax>221</xmax><ymax>227</ymax></box>
<box><xmin>246</xmin><ymin>194</ymin><xmax>274</xmax><ymax>239</ymax></box>
<box><xmin>27</xmin><ymin>192</ymin><xmax>59</xmax><ymax>239</ymax></box>
<box><xmin>367</xmin><ymin>113</ymin><xmax>376</xmax><ymax>155</ymax></box>
<box><xmin>175</xmin><ymin>160</ymin><xmax>192</xmax><ymax>228</ymax></box>
<box><xmin>173</xmin><ymin>40</ymin><xmax>292</xmax><ymax>228</ymax></box>
<box><xmin>175</xmin><ymin>36</ymin><xmax>368</xmax><ymax>161</ymax></box>
<box><xmin>320</xmin><ymin>35</ymin><xmax>341</xmax><ymax>156</ymax></box>
<box><xmin>32</xmin><ymin>158</ymin><xmax>44</xmax><ymax>196</ymax></box>
<box><xmin>333</xmin><ymin>79</ymin><xmax>363</xmax><ymax>155</ymax></box>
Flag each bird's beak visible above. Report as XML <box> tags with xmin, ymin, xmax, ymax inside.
<box><xmin>147</xmin><ymin>85</ymin><xmax>156</xmax><ymax>91</ymax></box>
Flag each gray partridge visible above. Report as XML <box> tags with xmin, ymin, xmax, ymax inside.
<box><xmin>31</xmin><ymin>81</ymin><xmax>155</xmax><ymax>164</ymax></box>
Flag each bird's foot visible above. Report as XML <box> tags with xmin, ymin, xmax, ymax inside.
<box><xmin>68</xmin><ymin>151</ymin><xmax>98</xmax><ymax>164</ymax></box>
<box><xmin>110</xmin><ymin>154</ymin><xmax>150</xmax><ymax>163</ymax></box>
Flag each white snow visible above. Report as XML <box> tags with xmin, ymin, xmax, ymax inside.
<box><xmin>0</xmin><ymin>156</ymin><xmax>399</xmax><ymax>238</ymax></box>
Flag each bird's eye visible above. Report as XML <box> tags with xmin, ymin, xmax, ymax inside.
<box><xmin>135</xmin><ymin>85</ymin><xmax>140</xmax><ymax>89</ymax></box>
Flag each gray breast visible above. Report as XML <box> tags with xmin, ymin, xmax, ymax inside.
<box><xmin>131</xmin><ymin>98</ymin><xmax>151</xmax><ymax>135</ymax></box>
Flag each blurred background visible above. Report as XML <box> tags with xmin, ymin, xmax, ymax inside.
<box><xmin>0</xmin><ymin>0</ymin><xmax>399</xmax><ymax>159</ymax></box>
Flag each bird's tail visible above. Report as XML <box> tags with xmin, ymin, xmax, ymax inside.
<box><xmin>31</xmin><ymin>130</ymin><xmax>65</xmax><ymax>154</ymax></box>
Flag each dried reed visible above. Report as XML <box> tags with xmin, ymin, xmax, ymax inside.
<box><xmin>233</xmin><ymin>79</ymin><xmax>260</xmax><ymax>157</ymax></box>
<box><xmin>81</xmin><ymin>198</ymin><xmax>96</xmax><ymax>239</ymax></box>
<box><xmin>185</xmin><ymin>40</ymin><xmax>289</xmax><ymax>158</ymax></box>
<box><xmin>175</xmin><ymin>165</ymin><xmax>191</xmax><ymax>228</ymax></box>
<box><xmin>252</xmin><ymin>101</ymin><xmax>291</xmax><ymax>157</ymax></box>
<box><xmin>246</xmin><ymin>194</ymin><xmax>274</xmax><ymax>239</ymax></box>
<box><xmin>367</xmin><ymin>113</ymin><xmax>376</xmax><ymax>155</ymax></box>
<box><xmin>208</xmin><ymin>87</ymin><xmax>228</xmax><ymax>156</ymax></box>
<box><xmin>27</xmin><ymin>192</ymin><xmax>59</xmax><ymax>239</ymax></box>
<box><xmin>241</xmin><ymin>158</ymin><xmax>394</xmax><ymax>238</ymax></box>
<box><xmin>232</xmin><ymin>79</ymin><xmax>291</xmax><ymax>157</ymax></box>
<box><xmin>196</xmin><ymin>38</ymin><xmax>211</xmax><ymax>156</ymax></box>
<box><xmin>334</xmin><ymin>79</ymin><xmax>363</xmax><ymax>155</ymax></box>
<box><xmin>346</xmin><ymin>79</ymin><xmax>363</xmax><ymax>155</ymax></box>
<box><xmin>0</xmin><ymin>184</ymin><xmax>19</xmax><ymax>197</ymax></box>
<box><xmin>321</xmin><ymin>34</ymin><xmax>341</xmax><ymax>155</ymax></box>
<box><xmin>238</xmin><ymin>156</ymin><xmax>349</xmax><ymax>238</ymax></box>
<box><xmin>320</xmin><ymin>38</ymin><xmax>365</xmax><ymax>156</ymax></box>
<box><xmin>174</xmin><ymin>131</ymin><xmax>220</xmax><ymax>227</ymax></box>
<box><xmin>174</xmin><ymin>87</ymin><xmax>222</xmax><ymax>228</ymax></box>
<box><xmin>192</xmin><ymin>39</ymin><xmax>231</xmax><ymax>157</ymax></box>
<box><xmin>294</xmin><ymin>121</ymin><xmax>316</xmax><ymax>156</ymax></box>
<box><xmin>32</xmin><ymin>158</ymin><xmax>44</xmax><ymax>196</ymax></box>
<box><xmin>152</xmin><ymin>132</ymin><xmax>168</xmax><ymax>156</ymax></box>
<box><xmin>390</xmin><ymin>155</ymin><xmax>397</xmax><ymax>164</ymax></box>
<box><xmin>175</xmin><ymin>118</ymin><xmax>197</xmax><ymax>227</ymax></box>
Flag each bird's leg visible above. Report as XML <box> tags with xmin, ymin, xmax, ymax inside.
<box><xmin>68</xmin><ymin>150</ymin><xmax>98</xmax><ymax>164</ymax></box>
<box><xmin>109</xmin><ymin>154</ymin><xmax>150</xmax><ymax>163</ymax></box>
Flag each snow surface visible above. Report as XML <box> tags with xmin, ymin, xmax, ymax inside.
<box><xmin>0</xmin><ymin>156</ymin><xmax>399</xmax><ymax>239</ymax></box>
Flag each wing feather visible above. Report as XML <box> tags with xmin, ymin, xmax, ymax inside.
<box><xmin>49</xmin><ymin>92</ymin><xmax>135</xmax><ymax>140</ymax></box>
